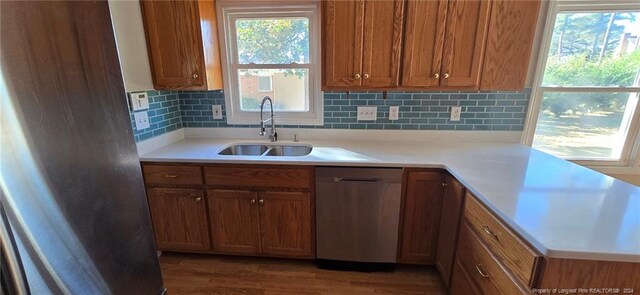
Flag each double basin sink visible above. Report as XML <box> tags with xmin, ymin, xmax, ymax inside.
<box><xmin>218</xmin><ymin>143</ymin><xmax>312</xmax><ymax>157</ymax></box>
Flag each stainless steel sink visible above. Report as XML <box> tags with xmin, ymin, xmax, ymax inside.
<box><xmin>264</xmin><ymin>145</ymin><xmax>313</xmax><ymax>157</ymax></box>
<box><xmin>218</xmin><ymin>144</ymin><xmax>268</xmax><ymax>156</ymax></box>
<box><xmin>218</xmin><ymin>144</ymin><xmax>312</xmax><ymax>157</ymax></box>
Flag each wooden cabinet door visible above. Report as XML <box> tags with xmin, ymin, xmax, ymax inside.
<box><xmin>435</xmin><ymin>176</ymin><xmax>466</xmax><ymax>287</ymax></box>
<box><xmin>259</xmin><ymin>191</ymin><xmax>313</xmax><ymax>258</ymax></box>
<box><xmin>147</xmin><ymin>188</ymin><xmax>210</xmax><ymax>251</ymax></box>
<box><xmin>399</xmin><ymin>171</ymin><xmax>445</xmax><ymax>264</ymax></box>
<box><xmin>480</xmin><ymin>0</ymin><xmax>541</xmax><ymax>91</ymax></box>
<box><xmin>440</xmin><ymin>0</ymin><xmax>491</xmax><ymax>88</ymax></box>
<box><xmin>323</xmin><ymin>0</ymin><xmax>365</xmax><ymax>87</ymax></box>
<box><xmin>140</xmin><ymin>0</ymin><xmax>207</xmax><ymax>90</ymax></box>
<box><xmin>207</xmin><ymin>189</ymin><xmax>261</xmax><ymax>254</ymax></box>
<box><xmin>361</xmin><ymin>0</ymin><xmax>405</xmax><ymax>87</ymax></box>
<box><xmin>401</xmin><ymin>0</ymin><xmax>448</xmax><ymax>87</ymax></box>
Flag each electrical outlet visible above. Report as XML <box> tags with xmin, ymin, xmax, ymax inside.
<box><xmin>129</xmin><ymin>92</ymin><xmax>149</xmax><ymax>111</ymax></box>
<box><xmin>357</xmin><ymin>106</ymin><xmax>377</xmax><ymax>121</ymax></box>
<box><xmin>212</xmin><ymin>105</ymin><xmax>223</xmax><ymax>119</ymax></box>
<box><xmin>450</xmin><ymin>106</ymin><xmax>462</xmax><ymax>121</ymax></box>
<box><xmin>389</xmin><ymin>106</ymin><xmax>399</xmax><ymax>121</ymax></box>
<box><xmin>134</xmin><ymin>112</ymin><xmax>150</xmax><ymax>130</ymax></box>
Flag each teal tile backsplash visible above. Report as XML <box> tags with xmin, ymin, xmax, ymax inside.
<box><xmin>129</xmin><ymin>89</ymin><xmax>530</xmax><ymax>142</ymax></box>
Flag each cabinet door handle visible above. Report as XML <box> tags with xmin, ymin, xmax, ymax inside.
<box><xmin>192</xmin><ymin>73</ymin><xmax>199</xmax><ymax>79</ymax></box>
<box><xmin>434</xmin><ymin>73</ymin><xmax>440</xmax><ymax>79</ymax></box>
<box><xmin>444</xmin><ymin>73</ymin><xmax>450</xmax><ymax>79</ymax></box>
<box><xmin>475</xmin><ymin>264</ymin><xmax>489</xmax><ymax>278</ymax></box>
<box><xmin>354</xmin><ymin>73</ymin><xmax>361</xmax><ymax>79</ymax></box>
<box><xmin>442</xmin><ymin>182</ymin><xmax>448</xmax><ymax>187</ymax></box>
<box><xmin>250</xmin><ymin>199</ymin><xmax>256</xmax><ymax>205</ymax></box>
<box><xmin>258</xmin><ymin>199</ymin><xmax>264</xmax><ymax>205</ymax></box>
<box><xmin>194</xmin><ymin>197</ymin><xmax>202</xmax><ymax>202</ymax></box>
<box><xmin>363</xmin><ymin>73</ymin><xmax>370</xmax><ymax>79</ymax></box>
<box><xmin>164</xmin><ymin>174</ymin><xmax>178</xmax><ymax>178</ymax></box>
<box><xmin>482</xmin><ymin>225</ymin><xmax>499</xmax><ymax>240</ymax></box>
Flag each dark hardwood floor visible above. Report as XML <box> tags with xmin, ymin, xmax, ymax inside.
<box><xmin>159</xmin><ymin>253</ymin><xmax>447</xmax><ymax>294</ymax></box>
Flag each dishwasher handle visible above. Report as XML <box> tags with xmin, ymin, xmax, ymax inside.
<box><xmin>333</xmin><ymin>177</ymin><xmax>382</xmax><ymax>183</ymax></box>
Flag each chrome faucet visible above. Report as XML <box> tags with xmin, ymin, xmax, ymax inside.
<box><xmin>259</xmin><ymin>96</ymin><xmax>277</xmax><ymax>142</ymax></box>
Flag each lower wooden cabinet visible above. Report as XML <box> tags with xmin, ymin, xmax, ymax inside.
<box><xmin>208</xmin><ymin>189</ymin><xmax>261</xmax><ymax>254</ymax></box>
<box><xmin>260</xmin><ymin>191</ymin><xmax>313</xmax><ymax>257</ymax></box>
<box><xmin>398</xmin><ymin>170</ymin><xmax>445</xmax><ymax>264</ymax></box>
<box><xmin>208</xmin><ymin>189</ymin><xmax>313</xmax><ymax>258</ymax></box>
<box><xmin>147</xmin><ymin>187</ymin><xmax>210</xmax><ymax>251</ymax></box>
<box><xmin>435</xmin><ymin>176</ymin><xmax>466</xmax><ymax>287</ymax></box>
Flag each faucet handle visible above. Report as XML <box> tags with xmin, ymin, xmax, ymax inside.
<box><xmin>273</xmin><ymin>132</ymin><xmax>278</xmax><ymax>142</ymax></box>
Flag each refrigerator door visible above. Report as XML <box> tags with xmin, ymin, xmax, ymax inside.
<box><xmin>0</xmin><ymin>1</ymin><xmax>164</xmax><ymax>294</ymax></box>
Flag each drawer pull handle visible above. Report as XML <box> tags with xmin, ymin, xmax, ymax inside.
<box><xmin>475</xmin><ymin>264</ymin><xmax>489</xmax><ymax>278</ymax></box>
<box><xmin>164</xmin><ymin>174</ymin><xmax>178</xmax><ymax>178</ymax></box>
<box><xmin>482</xmin><ymin>225</ymin><xmax>499</xmax><ymax>240</ymax></box>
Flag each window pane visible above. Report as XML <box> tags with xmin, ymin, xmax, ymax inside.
<box><xmin>532</xmin><ymin>92</ymin><xmax>639</xmax><ymax>160</ymax></box>
<box><xmin>236</xmin><ymin>18</ymin><xmax>309</xmax><ymax>64</ymax></box>
<box><xmin>238</xmin><ymin>69</ymin><xmax>309</xmax><ymax>112</ymax></box>
<box><xmin>542</xmin><ymin>12</ymin><xmax>640</xmax><ymax>87</ymax></box>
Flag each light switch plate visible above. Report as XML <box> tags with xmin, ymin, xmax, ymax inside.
<box><xmin>212</xmin><ymin>105</ymin><xmax>223</xmax><ymax>119</ymax></box>
<box><xmin>450</xmin><ymin>106</ymin><xmax>462</xmax><ymax>121</ymax></box>
<box><xmin>357</xmin><ymin>106</ymin><xmax>377</xmax><ymax>121</ymax></box>
<box><xmin>389</xmin><ymin>106</ymin><xmax>399</xmax><ymax>121</ymax></box>
<box><xmin>129</xmin><ymin>92</ymin><xmax>149</xmax><ymax>111</ymax></box>
<box><xmin>134</xmin><ymin>112</ymin><xmax>150</xmax><ymax>130</ymax></box>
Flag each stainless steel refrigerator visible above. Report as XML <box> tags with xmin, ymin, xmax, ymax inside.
<box><xmin>1</xmin><ymin>1</ymin><xmax>165</xmax><ymax>294</ymax></box>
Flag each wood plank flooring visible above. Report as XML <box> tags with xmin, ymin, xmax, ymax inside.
<box><xmin>159</xmin><ymin>253</ymin><xmax>447</xmax><ymax>295</ymax></box>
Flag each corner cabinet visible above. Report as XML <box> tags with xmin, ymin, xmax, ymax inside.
<box><xmin>323</xmin><ymin>0</ymin><xmax>405</xmax><ymax>89</ymax></box>
<box><xmin>398</xmin><ymin>169</ymin><xmax>445</xmax><ymax>264</ymax></box>
<box><xmin>140</xmin><ymin>0</ymin><xmax>223</xmax><ymax>90</ymax></box>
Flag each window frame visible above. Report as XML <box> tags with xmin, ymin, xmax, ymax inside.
<box><xmin>217</xmin><ymin>1</ymin><xmax>323</xmax><ymax>125</ymax></box>
<box><xmin>524</xmin><ymin>0</ymin><xmax>640</xmax><ymax>171</ymax></box>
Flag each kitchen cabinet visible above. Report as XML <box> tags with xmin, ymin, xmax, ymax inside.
<box><xmin>434</xmin><ymin>176</ymin><xmax>466</xmax><ymax>287</ymax></box>
<box><xmin>398</xmin><ymin>170</ymin><xmax>445</xmax><ymax>264</ymax></box>
<box><xmin>146</xmin><ymin>187</ymin><xmax>210</xmax><ymax>251</ymax></box>
<box><xmin>259</xmin><ymin>191</ymin><xmax>312</xmax><ymax>257</ymax></box>
<box><xmin>323</xmin><ymin>0</ymin><xmax>405</xmax><ymax>89</ymax></box>
<box><xmin>140</xmin><ymin>0</ymin><xmax>223</xmax><ymax>90</ymax></box>
<box><xmin>480</xmin><ymin>0</ymin><xmax>542</xmax><ymax>90</ymax></box>
<box><xmin>208</xmin><ymin>189</ymin><xmax>261</xmax><ymax>254</ymax></box>
<box><xmin>205</xmin><ymin>165</ymin><xmax>315</xmax><ymax>259</ymax></box>
<box><xmin>207</xmin><ymin>189</ymin><xmax>313</xmax><ymax>258</ymax></box>
<box><xmin>402</xmin><ymin>0</ymin><xmax>491</xmax><ymax>89</ymax></box>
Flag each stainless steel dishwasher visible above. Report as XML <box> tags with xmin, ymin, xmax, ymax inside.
<box><xmin>316</xmin><ymin>167</ymin><xmax>403</xmax><ymax>271</ymax></box>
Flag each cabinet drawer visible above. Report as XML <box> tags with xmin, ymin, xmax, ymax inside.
<box><xmin>464</xmin><ymin>193</ymin><xmax>540</xmax><ymax>286</ymax></box>
<box><xmin>204</xmin><ymin>166</ymin><xmax>312</xmax><ymax>189</ymax></box>
<box><xmin>455</xmin><ymin>222</ymin><xmax>528</xmax><ymax>295</ymax></box>
<box><xmin>143</xmin><ymin>164</ymin><xmax>203</xmax><ymax>185</ymax></box>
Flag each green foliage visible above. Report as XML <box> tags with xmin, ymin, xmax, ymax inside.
<box><xmin>236</xmin><ymin>18</ymin><xmax>309</xmax><ymax>64</ymax></box>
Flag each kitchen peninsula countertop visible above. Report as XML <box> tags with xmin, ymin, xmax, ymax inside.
<box><xmin>139</xmin><ymin>137</ymin><xmax>640</xmax><ymax>263</ymax></box>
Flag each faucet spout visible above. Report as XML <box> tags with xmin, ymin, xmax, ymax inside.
<box><xmin>259</xmin><ymin>96</ymin><xmax>277</xmax><ymax>142</ymax></box>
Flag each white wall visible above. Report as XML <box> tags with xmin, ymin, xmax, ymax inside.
<box><xmin>108</xmin><ymin>0</ymin><xmax>154</xmax><ymax>92</ymax></box>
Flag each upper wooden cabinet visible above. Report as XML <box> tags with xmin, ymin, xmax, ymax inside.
<box><xmin>323</xmin><ymin>0</ymin><xmax>405</xmax><ymax>89</ymax></box>
<box><xmin>140</xmin><ymin>0</ymin><xmax>223</xmax><ymax>90</ymax></box>
<box><xmin>402</xmin><ymin>0</ymin><xmax>491</xmax><ymax>89</ymax></box>
<box><xmin>323</xmin><ymin>0</ymin><xmax>540</xmax><ymax>91</ymax></box>
<box><xmin>480</xmin><ymin>0</ymin><xmax>542</xmax><ymax>90</ymax></box>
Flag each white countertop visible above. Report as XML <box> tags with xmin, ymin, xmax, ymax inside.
<box><xmin>140</xmin><ymin>136</ymin><xmax>640</xmax><ymax>263</ymax></box>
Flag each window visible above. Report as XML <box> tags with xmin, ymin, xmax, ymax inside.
<box><xmin>526</xmin><ymin>1</ymin><xmax>640</xmax><ymax>167</ymax></box>
<box><xmin>257</xmin><ymin>76</ymin><xmax>272</xmax><ymax>92</ymax></box>
<box><xmin>217</xmin><ymin>2</ymin><xmax>322</xmax><ymax>125</ymax></box>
